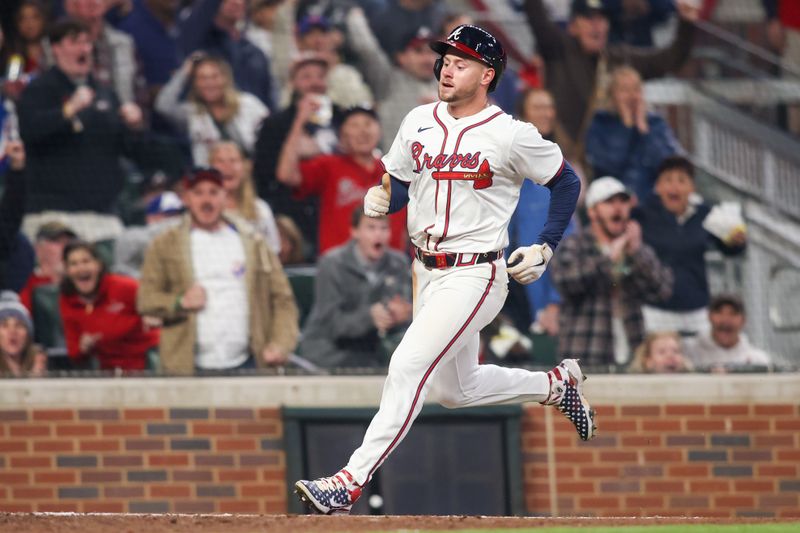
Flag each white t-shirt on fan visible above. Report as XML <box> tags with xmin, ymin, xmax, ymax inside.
<box><xmin>190</xmin><ymin>224</ymin><xmax>250</xmax><ymax>369</ymax></box>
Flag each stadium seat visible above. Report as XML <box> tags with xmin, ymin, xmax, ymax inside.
<box><xmin>529</xmin><ymin>333</ymin><xmax>559</xmax><ymax>367</ymax></box>
<box><xmin>94</xmin><ymin>239</ymin><xmax>116</xmax><ymax>268</ymax></box>
<box><xmin>285</xmin><ymin>266</ymin><xmax>316</xmax><ymax>328</ymax></box>
<box><xmin>31</xmin><ymin>283</ymin><xmax>70</xmax><ymax>369</ymax></box>
<box><xmin>146</xmin><ymin>348</ymin><xmax>161</xmax><ymax>373</ymax></box>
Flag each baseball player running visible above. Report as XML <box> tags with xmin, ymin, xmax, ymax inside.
<box><xmin>295</xmin><ymin>25</ymin><xmax>596</xmax><ymax>515</ymax></box>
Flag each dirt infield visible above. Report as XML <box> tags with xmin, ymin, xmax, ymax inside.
<box><xmin>0</xmin><ymin>513</ymin><xmax>795</xmax><ymax>533</ymax></box>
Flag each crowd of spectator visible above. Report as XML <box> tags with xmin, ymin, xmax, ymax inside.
<box><xmin>0</xmin><ymin>0</ymin><xmax>780</xmax><ymax>377</ymax></box>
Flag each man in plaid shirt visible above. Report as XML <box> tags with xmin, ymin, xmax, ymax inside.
<box><xmin>551</xmin><ymin>177</ymin><xmax>673</xmax><ymax>367</ymax></box>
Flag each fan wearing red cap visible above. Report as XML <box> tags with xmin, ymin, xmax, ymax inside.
<box><xmin>180</xmin><ymin>167</ymin><xmax>224</xmax><ymax>230</ymax></box>
<box><xmin>138</xmin><ymin>166</ymin><xmax>299</xmax><ymax>374</ymax></box>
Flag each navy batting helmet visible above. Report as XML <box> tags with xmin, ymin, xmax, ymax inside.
<box><xmin>430</xmin><ymin>24</ymin><xmax>507</xmax><ymax>92</ymax></box>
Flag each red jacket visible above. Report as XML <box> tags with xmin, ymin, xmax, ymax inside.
<box><xmin>59</xmin><ymin>274</ymin><xmax>159</xmax><ymax>371</ymax></box>
<box><xmin>297</xmin><ymin>154</ymin><xmax>408</xmax><ymax>254</ymax></box>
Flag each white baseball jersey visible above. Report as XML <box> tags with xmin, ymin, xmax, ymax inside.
<box><xmin>382</xmin><ymin>102</ymin><xmax>563</xmax><ymax>253</ymax></box>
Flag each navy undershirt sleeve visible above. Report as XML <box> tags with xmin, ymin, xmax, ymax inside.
<box><xmin>387</xmin><ymin>176</ymin><xmax>410</xmax><ymax>213</ymax></box>
<box><xmin>536</xmin><ymin>161</ymin><xmax>581</xmax><ymax>249</ymax></box>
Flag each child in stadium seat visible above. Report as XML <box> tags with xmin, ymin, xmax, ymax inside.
<box><xmin>628</xmin><ymin>331</ymin><xmax>693</xmax><ymax>374</ymax></box>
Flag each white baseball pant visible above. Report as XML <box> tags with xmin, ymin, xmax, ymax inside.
<box><xmin>345</xmin><ymin>258</ymin><xmax>551</xmax><ymax>486</ymax></box>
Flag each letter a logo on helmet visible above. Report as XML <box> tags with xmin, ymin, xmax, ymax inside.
<box><xmin>430</xmin><ymin>24</ymin><xmax>507</xmax><ymax>92</ymax></box>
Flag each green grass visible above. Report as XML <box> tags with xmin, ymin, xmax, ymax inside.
<box><xmin>407</xmin><ymin>525</ymin><xmax>800</xmax><ymax>533</ymax></box>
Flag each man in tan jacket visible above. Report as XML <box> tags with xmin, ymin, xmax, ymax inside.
<box><xmin>137</xmin><ymin>168</ymin><xmax>299</xmax><ymax>374</ymax></box>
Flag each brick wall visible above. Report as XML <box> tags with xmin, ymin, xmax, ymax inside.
<box><xmin>1</xmin><ymin>377</ymin><xmax>799</xmax><ymax>517</ymax></box>
<box><xmin>522</xmin><ymin>404</ymin><xmax>800</xmax><ymax>518</ymax></box>
<box><xmin>0</xmin><ymin>408</ymin><xmax>285</xmax><ymax>513</ymax></box>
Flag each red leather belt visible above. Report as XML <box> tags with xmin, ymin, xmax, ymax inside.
<box><xmin>414</xmin><ymin>247</ymin><xmax>503</xmax><ymax>269</ymax></box>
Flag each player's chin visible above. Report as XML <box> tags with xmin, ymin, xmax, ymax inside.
<box><xmin>438</xmin><ymin>87</ymin><xmax>455</xmax><ymax>102</ymax></box>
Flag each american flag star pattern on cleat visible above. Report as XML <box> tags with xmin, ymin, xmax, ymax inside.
<box><xmin>294</xmin><ymin>469</ymin><xmax>362</xmax><ymax>515</ymax></box>
<box><xmin>557</xmin><ymin>380</ymin><xmax>597</xmax><ymax>441</ymax></box>
<box><xmin>542</xmin><ymin>359</ymin><xmax>597</xmax><ymax>441</ymax></box>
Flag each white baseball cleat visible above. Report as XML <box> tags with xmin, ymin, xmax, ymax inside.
<box><xmin>541</xmin><ymin>358</ymin><xmax>597</xmax><ymax>441</ymax></box>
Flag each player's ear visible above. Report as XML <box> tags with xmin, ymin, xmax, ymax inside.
<box><xmin>482</xmin><ymin>67</ymin><xmax>495</xmax><ymax>89</ymax></box>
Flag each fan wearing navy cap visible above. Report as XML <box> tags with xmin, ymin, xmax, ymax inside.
<box><xmin>137</xmin><ymin>168</ymin><xmax>298</xmax><ymax>375</ymax></box>
<box><xmin>276</xmin><ymin>105</ymin><xmax>407</xmax><ymax>254</ymax></box>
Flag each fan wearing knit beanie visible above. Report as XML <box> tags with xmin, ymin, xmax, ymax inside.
<box><xmin>0</xmin><ymin>291</ymin><xmax>47</xmax><ymax>377</ymax></box>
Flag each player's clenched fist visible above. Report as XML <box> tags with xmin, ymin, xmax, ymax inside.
<box><xmin>507</xmin><ymin>243</ymin><xmax>553</xmax><ymax>285</ymax></box>
<box><xmin>364</xmin><ymin>173</ymin><xmax>391</xmax><ymax>217</ymax></box>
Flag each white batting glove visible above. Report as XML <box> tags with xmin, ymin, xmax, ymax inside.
<box><xmin>507</xmin><ymin>243</ymin><xmax>553</xmax><ymax>285</ymax></box>
<box><xmin>364</xmin><ymin>173</ymin><xmax>391</xmax><ymax>217</ymax></box>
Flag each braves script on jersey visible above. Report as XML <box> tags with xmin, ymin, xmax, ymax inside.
<box><xmin>382</xmin><ymin>101</ymin><xmax>564</xmax><ymax>253</ymax></box>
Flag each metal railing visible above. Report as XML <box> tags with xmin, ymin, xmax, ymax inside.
<box><xmin>693</xmin><ymin>18</ymin><xmax>800</xmax><ymax>76</ymax></box>
<box><xmin>689</xmin><ymin>87</ymin><xmax>800</xmax><ymax>224</ymax></box>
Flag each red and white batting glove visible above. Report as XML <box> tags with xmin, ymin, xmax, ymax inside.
<box><xmin>364</xmin><ymin>173</ymin><xmax>391</xmax><ymax>217</ymax></box>
<box><xmin>507</xmin><ymin>243</ymin><xmax>553</xmax><ymax>285</ymax></box>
